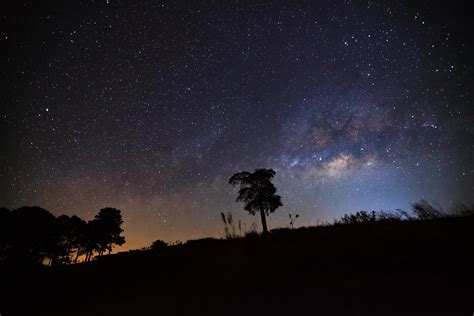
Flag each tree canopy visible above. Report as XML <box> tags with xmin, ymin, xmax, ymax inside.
<box><xmin>0</xmin><ymin>206</ymin><xmax>126</xmax><ymax>265</ymax></box>
<box><xmin>229</xmin><ymin>168</ymin><xmax>283</xmax><ymax>233</ymax></box>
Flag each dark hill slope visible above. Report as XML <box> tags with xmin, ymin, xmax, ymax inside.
<box><xmin>3</xmin><ymin>216</ymin><xmax>473</xmax><ymax>315</ymax></box>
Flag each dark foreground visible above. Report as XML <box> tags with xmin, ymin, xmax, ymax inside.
<box><xmin>2</xmin><ymin>217</ymin><xmax>473</xmax><ymax>316</ymax></box>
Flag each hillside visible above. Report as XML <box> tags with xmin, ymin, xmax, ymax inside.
<box><xmin>2</xmin><ymin>216</ymin><xmax>473</xmax><ymax>315</ymax></box>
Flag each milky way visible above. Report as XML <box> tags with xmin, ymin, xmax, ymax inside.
<box><xmin>2</xmin><ymin>0</ymin><xmax>473</xmax><ymax>250</ymax></box>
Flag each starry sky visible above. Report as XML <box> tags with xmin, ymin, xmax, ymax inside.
<box><xmin>2</xmin><ymin>0</ymin><xmax>473</xmax><ymax>250</ymax></box>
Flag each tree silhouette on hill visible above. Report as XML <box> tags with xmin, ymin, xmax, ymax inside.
<box><xmin>93</xmin><ymin>207</ymin><xmax>126</xmax><ymax>255</ymax></box>
<box><xmin>229</xmin><ymin>169</ymin><xmax>283</xmax><ymax>233</ymax></box>
<box><xmin>8</xmin><ymin>206</ymin><xmax>57</xmax><ymax>263</ymax></box>
<box><xmin>66</xmin><ymin>215</ymin><xmax>88</xmax><ymax>263</ymax></box>
<box><xmin>150</xmin><ymin>239</ymin><xmax>168</xmax><ymax>251</ymax></box>
<box><xmin>0</xmin><ymin>206</ymin><xmax>126</xmax><ymax>265</ymax></box>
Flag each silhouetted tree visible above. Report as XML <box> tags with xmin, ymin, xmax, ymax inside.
<box><xmin>150</xmin><ymin>239</ymin><xmax>168</xmax><ymax>251</ymax></box>
<box><xmin>9</xmin><ymin>206</ymin><xmax>56</xmax><ymax>263</ymax></box>
<box><xmin>0</xmin><ymin>205</ymin><xmax>127</xmax><ymax>264</ymax></box>
<box><xmin>68</xmin><ymin>215</ymin><xmax>88</xmax><ymax>263</ymax></box>
<box><xmin>50</xmin><ymin>215</ymin><xmax>88</xmax><ymax>265</ymax></box>
<box><xmin>83</xmin><ymin>219</ymin><xmax>109</xmax><ymax>262</ymax></box>
<box><xmin>289</xmin><ymin>213</ymin><xmax>299</xmax><ymax>228</ymax></box>
<box><xmin>93</xmin><ymin>207</ymin><xmax>126</xmax><ymax>255</ymax></box>
<box><xmin>45</xmin><ymin>215</ymin><xmax>70</xmax><ymax>266</ymax></box>
<box><xmin>229</xmin><ymin>169</ymin><xmax>283</xmax><ymax>233</ymax></box>
<box><xmin>83</xmin><ymin>220</ymin><xmax>99</xmax><ymax>262</ymax></box>
<box><xmin>62</xmin><ymin>209</ymin><xmax>125</xmax><ymax>262</ymax></box>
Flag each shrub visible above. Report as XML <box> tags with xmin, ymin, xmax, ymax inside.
<box><xmin>150</xmin><ymin>240</ymin><xmax>168</xmax><ymax>251</ymax></box>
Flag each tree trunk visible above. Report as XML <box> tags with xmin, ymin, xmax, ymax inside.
<box><xmin>74</xmin><ymin>250</ymin><xmax>80</xmax><ymax>263</ymax></box>
<box><xmin>86</xmin><ymin>250</ymin><xmax>92</xmax><ymax>262</ymax></box>
<box><xmin>260</xmin><ymin>207</ymin><xmax>268</xmax><ymax>233</ymax></box>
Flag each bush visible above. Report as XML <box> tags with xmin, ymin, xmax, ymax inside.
<box><xmin>150</xmin><ymin>240</ymin><xmax>168</xmax><ymax>251</ymax></box>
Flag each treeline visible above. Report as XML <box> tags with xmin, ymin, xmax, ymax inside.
<box><xmin>0</xmin><ymin>206</ymin><xmax>125</xmax><ymax>266</ymax></box>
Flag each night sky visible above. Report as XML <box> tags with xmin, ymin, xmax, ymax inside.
<box><xmin>2</xmin><ymin>0</ymin><xmax>473</xmax><ymax>250</ymax></box>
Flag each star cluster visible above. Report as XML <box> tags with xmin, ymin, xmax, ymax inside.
<box><xmin>2</xmin><ymin>0</ymin><xmax>473</xmax><ymax>250</ymax></box>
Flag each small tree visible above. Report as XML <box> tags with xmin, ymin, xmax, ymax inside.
<box><xmin>229</xmin><ymin>169</ymin><xmax>283</xmax><ymax>233</ymax></box>
<box><xmin>150</xmin><ymin>239</ymin><xmax>168</xmax><ymax>251</ymax></box>
<box><xmin>289</xmin><ymin>213</ymin><xmax>299</xmax><ymax>228</ymax></box>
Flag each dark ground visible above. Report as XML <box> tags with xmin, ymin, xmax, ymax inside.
<box><xmin>2</xmin><ymin>217</ymin><xmax>473</xmax><ymax>315</ymax></box>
